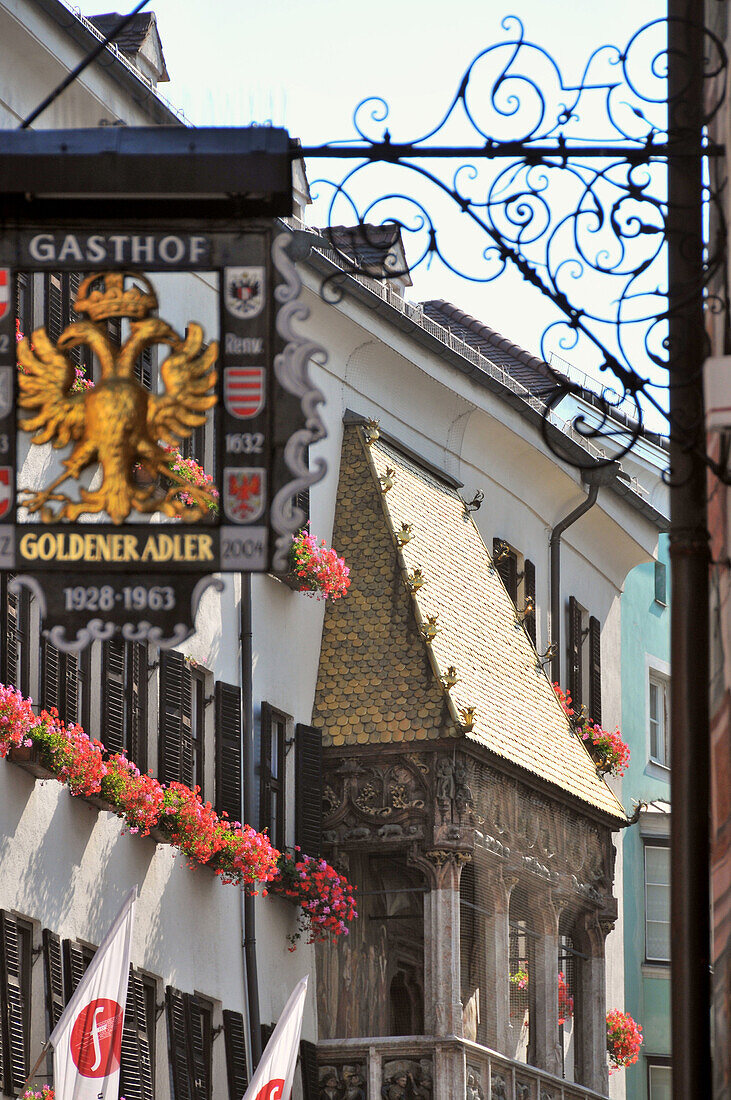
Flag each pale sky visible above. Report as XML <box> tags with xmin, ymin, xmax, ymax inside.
<box><xmin>78</xmin><ymin>0</ymin><xmax>667</xmax><ymax>414</ymax></box>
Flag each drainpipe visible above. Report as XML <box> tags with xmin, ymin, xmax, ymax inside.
<box><xmin>549</xmin><ymin>463</ymin><xmax>621</xmax><ymax>684</ymax></box>
<box><xmin>240</xmin><ymin>573</ymin><xmax>262</xmax><ymax>1067</ymax></box>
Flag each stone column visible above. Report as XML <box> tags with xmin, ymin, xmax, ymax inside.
<box><xmin>531</xmin><ymin>893</ymin><xmax>561</xmax><ymax>1077</ymax></box>
<box><xmin>418</xmin><ymin>850</ymin><xmax>468</xmax><ymax>1038</ymax></box>
<box><xmin>576</xmin><ymin>913</ymin><xmax>612</xmax><ymax>1095</ymax></box>
<box><xmin>482</xmin><ymin>865</ymin><xmax>512</xmax><ymax>1053</ymax></box>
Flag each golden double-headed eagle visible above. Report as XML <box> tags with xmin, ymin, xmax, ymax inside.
<box><xmin>17</xmin><ymin>271</ymin><xmax>218</xmax><ymax>524</ymax></box>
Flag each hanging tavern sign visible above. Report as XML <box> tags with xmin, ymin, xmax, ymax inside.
<box><xmin>0</xmin><ymin>205</ymin><xmax>327</xmax><ymax>650</ymax></box>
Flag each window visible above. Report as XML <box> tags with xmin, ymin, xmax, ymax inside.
<box><xmin>222</xmin><ymin>1011</ymin><xmax>249</xmax><ymax>1100</ymax></box>
<box><xmin>1</xmin><ymin>574</ymin><xmax>30</xmax><ymax>696</ymax></box>
<box><xmin>654</xmin><ymin>560</ymin><xmax>668</xmax><ymax>606</ymax></box>
<box><xmin>294</xmin><ymin>723</ymin><xmax>323</xmax><ymax>857</ymax></box>
<box><xmin>260</xmin><ymin>703</ymin><xmax>288</xmax><ymax>850</ymax></box>
<box><xmin>41</xmin><ymin>635</ymin><xmax>83</xmax><ymax>726</ymax></box>
<box><xmin>493</xmin><ymin>540</ymin><xmax>537</xmax><ymax>645</ymax></box>
<box><xmin>567</xmin><ymin>597</ymin><xmax>601</xmax><ymax>722</ymax></box>
<box><xmin>119</xmin><ymin>970</ymin><xmax>156</xmax><ymax>1100</ymax></box>
<box><xmin>647</xmin><ymin>1058</ymin><xmax>672</xmax><ymax>1099</ymax></box>
<box><xmin>191</xmin><ymin>668</ymin><xmax>206</xmax><ymax>796</ymax></box>
<box><xmin>649</xmin><ymin>672</ymin><xmax>670</xmax><ymax>767</ymax></box>
<box><xmin>645</xmin><ymin>844</ymin><xmax>671</xmax><ymax>963</ymax></box>
<box><xmin>0</xmin><ymin>912</ymin><xmax>33</xmax><ymax>1094</ymax></box>
<box><xmin>215</xmin><ymin>682</ymin><xmax>242</xmax><ymax>823</ymax></box>
<box><xmin>159</xmin><ymin>650</ymin><xmax>194</xmax><ymax>790</ymax></box>
<box><xmin>103</xmin><ymin>640</ymin><xmax>148</xmax><ymax>768</ymax></box>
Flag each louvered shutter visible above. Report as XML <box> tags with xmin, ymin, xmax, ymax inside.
<box><xmin>120</xmin><ymin>969</ymin><xmax>154</xmax><ymax>1100</ymax></box>
<box><xmin>2</xmin><ymin>574</ymin><xmax>19</xmax><ymax>689</ymax></box>
<box><xmin>41</xmin><ymin>635</ymin><xmax>62</xmax><ymax>713</ymax></box>
<box><xmin>588</xmin><ymin>615</ymin><xmax>602</xmax><ymax>725</ymax></box>
<box><xmin>568</xmin><ymin>596</ymin><xmax>583</xmax><ymax>710</ymax></box>
<box><xmin>42</xmin><ymin>930</ymin><xmax>65</xmax><ymax>1032</ymax></box>
<box><xmin>222</xmin><ymin>1011</ymin><xmax>248</xmax><ymax>1099</ymax></box>
<box><xmin>524</xmin><ymin>559</ymin><xmax>536</xmax><ymax>645</ymax></box>
<box><xmin>299</xmin><ymin>1039</ymin><xmax>319</xmax><ymax>1100</ymax></box>
<box><xmin>66</xmin><ymin>273</ymin><xmax>84</xmax><ymax>368</ymax></box>
<box><xmin>184</xmin><ymin>994</ymin><xmax>208</xmax><ymax>1100</ymax></box>
<box><xmin>295</xmin><ymin>724</ymin><xmax>322</xmax><ymax>857</ymax></box>
<box><xmin>130</xmin><ymin>643</ymin><xmax>148</xmax><ymax>770</ymax></box>
<box><xmin>0</xmin><ymin>913</ymin><xmax>28</xmax><ymax>1092</ymax></box>
<box><xmin>493</xmin><ymin>539</ymin><xmax>518</xmax><ymax>603</ymax></box>
<box><xmin>103</xmin><ymin>638</ymin><xmax>127</xmax><ymax>754</ymax></box>
<box><xmin>260</xmin><ymin>1022</ymin><xmax>274</xmax><ymax>1051</ymax></box>
<box><xmin>45</xmin><ymin>274</ymin><xmax>64</xmax><ymax>343</ymax></box>
<box><xmin>167</xmin><ymin>987</ymin><xmax>193</xmax><ymax>1100</ymax></box>
<box><xmin>159</xmin><ymin>652</ymin><xmax>193</xmax><ymax>786</ymax></box>
<box><xmin>136</xmin><ymin>347</ymin><xmax>153</xmax><ymax>390</ymax></box>
<box><xmin>63</xmin><ymin>940</ymin><xmax>91</xmax><ymax>1002</ymax></box>
<box><xmin>215</xmin><ymin>682</ymin><xmax>242</xmax><ymax>823</ymax></box>
<box><xmin>259</xmin><ymin>704</ymin><xmax>273</xmax><ymax>835</ymax></box>
<box><xmin>63</xmin><ymin>651</ymin><xmax>79</xmax><ymax>725</ymax></box>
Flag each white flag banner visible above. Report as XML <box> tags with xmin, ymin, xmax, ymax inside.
<box><xmin>243</xmin><ymin>976</ymin><xmax>308</xmax><ymax>1100</ymax></box>
<box><xmin>50</xmin><ymin>888</ymin><xmax>136</xmax><ymax>1100</ymax></box>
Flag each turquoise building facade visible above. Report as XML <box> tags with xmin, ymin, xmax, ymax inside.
<box><xmin>620</xmin><ymin>533</ymin><xmax>671</xmax><ymax>1100</ymax></box>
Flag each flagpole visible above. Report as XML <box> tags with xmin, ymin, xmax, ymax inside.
<box><xmin>21</xmin><ymin>1040</ymin><xmax>51</xmax><ymax>1094</ymax></box>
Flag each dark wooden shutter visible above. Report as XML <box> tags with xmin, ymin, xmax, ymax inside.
<box><xmin>259</xmin><ymin>703</ymin><xmax>273</xmax><ymax>835</ymax></box>
<box><xmin>41</xmin><ymin>635</ymin><xmax>62</xmax><ymax>713</ymax></box>
<box><xmin>260</xmin><ymin>1022</ymin><xmax>274</xmax><ymax>1051</ymax></box>
<box><xmin>62</xmin><ymin>939</ymin><xmax>91</xmax><ymax>1002</ymax></box>
<box><xmin>295</xmin><ymin>724</ymin><xmax>322</xmax><ymax>857</ymax></box>
<box><xmin>493</xmin><ymin>539</ymin><xmax>518</xmax><ymax>603</ymax></box>
<box><xmin>42</xmin><ymin>929</ymin><xmax>65</xmax><ymax>1032</ymax></box>
<box><xmin>215</xmin><ymin>682</ymin><xmax>242</xmax><ymax>822</ymax></box>
<box><xmin>120</xmin><ymin>969</ymin><xmax>154</xmax><ymax>1100</ymax></box>
<box><xmin>222</xmin><ymin>1011</ymin><xmax>248</xmax><ymax>1099</ymax></box>
<box><xmin>63</xmin><ymin>651</ymin><xmax>79</xmax><ymax>725</ymax></box>
<box><xmin>136</xmin><ymin>347</ymin><xmax>153</xmax><ymax>390</ymax></box>
<box><xmin>0</xmin><ymin>913</ymin><xmax>28</xmax><ymax>1092</ymax></box>
<box><xmin>299</xmin><ymin>1039</ymin><xmax>319</xmax><ymax>1100</ymax></box>
<box><xmin>167</xmin><ymin>987</ymin><xmax>193</xmax><ymax>1100</ymax></box>
<box><xmin>588</xmin><ymin>615</ymin><xmax>602</xmax><ymax>725</ymax></box>
<box><xmin>130</xmin><ymin>642</ymin><xmax>148</xmax><ymax>770</ymax></box>
<box><xmin>184</xmin><ymin>994</ymin><xmax>208</xmax><ymax>1100</ymax></box>
<box><xmin>45</xmin><ymin>274</ymin><xmax>64</xmax><ymax>343</ymax></box>
<box><xmin>103</xmin><ymin>638</ymin><xmax>127</xmax><ymax>754</ymax></box>
<box><xmin>2</xmin><ymin>574</ymin><xmax>19</xmax><ymax>689</ymax></box>
<box><xmin>524</xmin><ymin>559</ymin><xmax>536</xmax><ymax>645</ymax></box>
<box><xmin>568</xmin><ymin>596</ymin><xmax>583</xmax><ymax>709</ymax></box>
<box><xmin>159</xmin><ymin>652</ymin><xmax>193</xmax><ymax>786</ymax></box>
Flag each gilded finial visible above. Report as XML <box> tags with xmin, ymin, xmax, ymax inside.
<box><xmin>395</xmin><ymin>522</ymin><xmax>414</xmax><ymax>547</ymax></box>
<box><xmin>406</xmin><ymin>568</ymin><xmax>425</xmax><ymax>592</ymax></box>
<box><xmin>420</xmin><ymin>614</ymin><xmax>440</xmax><ymax>643</ymax></box>
<box><xmin>459</xmin><ymin>706</ymin><xmax>476</xmax><ymax>733</ymax></box>
<box><xmin>441</xmin><ymin>666</ymin><xmax>459</xmax><ymax>690</ymax></box>
<box><xmin>490</xmin><ymin>539</ymin><xmax>510</xmax><ymax>573</ymax></box>
<box><xmin>379</xmin><ymin>467</ymin><xmax>396</xmax><ymax>493</ymax></box>
<box><xmin>363</xmin><ymin>418</ymin><xmax>380</xmax><ymax>445</ymax></box>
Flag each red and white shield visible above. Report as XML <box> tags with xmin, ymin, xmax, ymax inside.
<box><xmin>0</xmin><ymin>270</ymin><xmax>9</xmax><ymax>321</ymax></box>
<box><xmin>224</xmin><ymin>467</ymin><xmax>266</xmax><ymax>523</ymax></box>
<box><xmin>224</xmin><ymin>367</ymin><xmax>266</xmax><ymax>419</ymax></box>
<box><xmin>0</xmin><ymin>468</ymin><xmax>12</xmax><ymax>519</ymax></box>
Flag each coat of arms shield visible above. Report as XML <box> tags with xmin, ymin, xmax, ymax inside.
<box><xmin>224</xmin><ymin>468</ymin><xmax>266</xmax><ymax>524</ymax></box>
<box><xmin>224</xmin><ymin>267</ymin><xmax>265</xmax><ymax>320</ymax></box>
<box><xmin>0</xmin><ymin>269</ymin><xmax>9</xmax><ymax>320</ymax></box>
<box><xmin>223</xmin><ymin>367</ymin><xmax>266</xmax><ymax>419</ymax></box>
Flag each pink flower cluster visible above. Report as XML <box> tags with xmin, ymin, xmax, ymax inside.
<box><xmin>269</xmin><ymin>848</ymin><xmax>358</xmax><ymax>947</ymax></box>
<box><xmin>558</xmin><ymin>970</ymin><xmax>574</xmax><ymax>1026</ymax></box>
<box><xmin>161</xmin><ymin>443</ymin><xmax>219</xmax><ymax>513</ymax></box>
<box><xmin>32</xmin><ymin>710</ymin><xmax>107</xmax><ymax>797</ymax></box>
<box><xmin>289</xmin><ymin>528</ymin><xmax>351</xmax><ymax>600</ymax></box>
<box><xmin>20</xmin><ymin>1087</ymin><xmax>55</xmax><ymax>1100</ymax></box>
<box><xmin>101</xmin><ymin>754</ymin><xmax>165</xmax><ymax>836</ymax></box>
<box><xmin>606</xmin><ymin>1009</ymin><xmax>643</xmax><ymax>1072</ymax></box>
<box><xmin>553</xmin><ymin>683</ymin><xmax>630</xmax><ymax>778</ymax></box>
<box><xmin>0</xmin><ymin>684</ymin><xmax>38</xmax><ymax>756</ymax></box>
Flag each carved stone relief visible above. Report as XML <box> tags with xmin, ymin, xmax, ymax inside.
<box><xmin>515</xmin><ymin>1082</ymin><xmax>532</xmax><ymax>1100</ymax></box>
<box><xmin>465</xmin><ymin>1068</ymin><xmax>484</xmax><ymax>1100</ymax></box>
<box><xmin>381</xmin><ymin>1059</ymin><xmax>432</xmax><ymax>1099</ymax></box>
<box><xmin>490</xmin><ymin>1073</ymin><xmax>508</xmax><ymax>1100</ymax></box>
<box><xmin>319</xmin><ymin>1064</ymin><xmax>367</xmax><ymax>1100</ymax></box>
<box><xmin>322</xmin><ymin>754</ymin><xmax>430</xmax><ymax>847</ymax></box>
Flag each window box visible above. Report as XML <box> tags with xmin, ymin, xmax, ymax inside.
<box><xmin>82</xmin><ymin>792</ymin><xmax>117</xmax><ymax>814</ymax></box>
<box><xmin>7</xmin><ymin>743</ymin><xmax>55</xmax><ymax>780</ymax></box>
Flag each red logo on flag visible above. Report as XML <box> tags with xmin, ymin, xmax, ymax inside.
<box><xmin>0</xmin><ymin>270</ymin><xmax>9</xmax><ymax>321</ymax></box>
<box><xmin>224</xmin><ymin>367</ymin><xmax>266</xmax><ymax>419</ymax></box>
<box><xmin>69</xmin><ymin>998</ymin><xmax>124</xmax><ymax>1078</ymax></box>
<box><xmin>224</xmin><ymin>468</ymin><xmax>266</xmax><ymax>524</ymax></box>
<box><xmin>255</xmin><ymin>1082</ymin><xmax>285</xmax><ymax>1100</ymax></box>
<box><xmin>0</xmin><ymin>468</ymin><xmax>12</xmax><ymax>519</ymax></box>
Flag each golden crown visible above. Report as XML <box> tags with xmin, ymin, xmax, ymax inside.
<box><xmin>73</xmin><ymin>272</ymin><xmax>158</xmax><ymax>322</ymax></box>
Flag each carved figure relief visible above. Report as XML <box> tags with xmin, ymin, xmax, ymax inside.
<box><xmin>491</xmin><ymin>1073</ymin><xmax>508</xmax><ymax>1100</ymax></box>
<box><xmin>322</xmin><ymin>755</ymin><xmax>430</xmax><ymax>846</ymax></box>
<box><xmin>381</xmin><ymin>1059</ymin><xmax>432</xmax><ymax>1099</ymax></box>
<box><xmin>319</xmin><ymin>1065</ymin><xmax>367</xmax><ymax>1100</ymax></box>
<box><xmin>465</xmin><ymin>1068</ymin><xmax>484</xmax><ymax>1100</ymax></box>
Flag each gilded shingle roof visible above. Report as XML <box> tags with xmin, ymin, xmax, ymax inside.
<box><xmin>314</xmin><ymin>424</ymin><xmax>627</xmax><ymax>821</ymax></box>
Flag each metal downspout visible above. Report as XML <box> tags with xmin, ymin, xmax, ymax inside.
<box><xmin>240</xmin><ymin>573</ymin><xmax>262</xmax><ymax>1068</ymax></box>
<box><xmin>549</xmin><ymin>463</ymin><xmax>620</xmax><ymax>684</ymax></box>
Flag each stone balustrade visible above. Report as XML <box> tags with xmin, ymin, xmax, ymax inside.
<box><xmin>316</xmin><ymin>1035</ymin><xmax>610</xmax><ymax>1100</ymax></box>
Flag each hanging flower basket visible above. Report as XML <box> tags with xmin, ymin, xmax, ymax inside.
<box><xmin>287</xmin><ymin>528</ymin><xmax>351</xmax><ymax>600</ymax></box>
<box><xmin>606</xmin><ymin>1009</ymin><xmax>643</xmax><ymax>1072</ymax></box>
